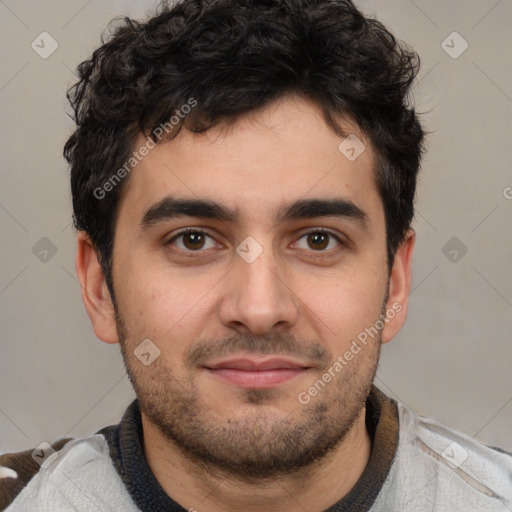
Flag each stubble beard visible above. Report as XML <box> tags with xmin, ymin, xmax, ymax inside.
<box><xmin>115</xmin><ymin>310</ymin><xmax>382</xmax><ymax>481</ymax></box>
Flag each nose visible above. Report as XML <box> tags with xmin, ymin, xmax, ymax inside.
<box><xmin>218</xmin><ymin>242</ymin><xmax>300</xmax><ymax>336</ymax></box>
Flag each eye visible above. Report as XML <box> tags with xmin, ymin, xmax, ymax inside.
<box><xmin>166</xmin><ymin>227</ymin><xmax>346</xmax><ymax>255</ymax></box>
<box><xmin>294</xmin><ymin>229</ymin><xmax>344</xmax><ymax>252</ymax></box>
<box><xmin>167</xmin><ymin>228</ymin><xmax>218</xmax><ymax>252</ymax></box>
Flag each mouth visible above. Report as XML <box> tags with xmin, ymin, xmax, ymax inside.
<box><xmin>202</xmin><ymin>357</ymin><xmax>312</xmax><ymax>389</ymax></box>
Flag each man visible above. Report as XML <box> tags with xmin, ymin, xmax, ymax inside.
<box><xmin>1</xmin><ymin>0</ymin><xmax>511</xmax><ymax>510</ymax></box>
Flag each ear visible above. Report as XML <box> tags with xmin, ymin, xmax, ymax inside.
<box><xmin>381</xmin><ymin>228</ymin><xmax>415</xmax><ymax>344</ymax></box>
<box><xmin>75</xmin><ymin>231</ymin><xmax>119</xmax><ymax>344</ymax></box>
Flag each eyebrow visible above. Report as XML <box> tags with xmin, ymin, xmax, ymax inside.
<box><xmin>140</xmin><ymin>196</ymin><xmax>370</xmax><ymax>231</ymax></box>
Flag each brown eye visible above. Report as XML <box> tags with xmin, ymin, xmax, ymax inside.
<box><xmin>307</xmin><ymin>232</ymin><xmax>329</xmax><ymax>250</ymax></box>
<box><xmin>182</xmin><ymin>231</ymin><xmax>206</xmax><ymax>250</ymax></box>
<box><xmin>167</xmin><ymin>229</ymin><xmax>216</xmax><ymax>252</ymax></box>
<box><xmin>295</xmin><ymin>230</ymin><xmax>342</xmax><ymax>252</ymax></box>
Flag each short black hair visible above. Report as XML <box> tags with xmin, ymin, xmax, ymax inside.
<box><xmin>64</xmin><ymin>0</ymin><xmax>425</xmax><ymax>297</ymax></box>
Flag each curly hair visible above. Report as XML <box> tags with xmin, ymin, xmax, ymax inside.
<box><xmin>64</xmin><ymin>0</ymin><xmax>425</xmax><ymax>297</ymax></box>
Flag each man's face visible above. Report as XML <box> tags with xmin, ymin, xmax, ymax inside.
<box><xmin>109</xmin><ymin>94</ymin><xmax>392</xmax><ymax>478</ymax></box>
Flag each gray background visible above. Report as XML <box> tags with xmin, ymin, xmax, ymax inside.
<box><xmin>0</xmin><ymin>0</ymin><xmax>511</xmax><ymax>455</ymax></box>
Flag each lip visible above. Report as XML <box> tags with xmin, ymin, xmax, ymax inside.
<box><xmin>205</xmin><ymin>357</ymin><xmax>309</xmax><ymax>371</ymax></box>
<box><xmin>203</xmin><ymin>357</ymin><xmax>311</xmax><ymax>389</ymax></box>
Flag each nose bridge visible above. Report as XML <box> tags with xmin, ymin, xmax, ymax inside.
<box><xmin>239</xmin><ymin>245</ymin><xmax>281</xmax><ymax>300</ymax></box>
<box><xmin>219</xmin><ymin>236</ymin><xmax>299</xmax><ymax>334</ymax></box>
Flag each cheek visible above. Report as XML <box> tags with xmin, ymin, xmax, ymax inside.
<box><xmin>298</xmin><ymin>269</ymin><xmax>386</xmax><ymax>341</ymax></box>
<box><xmin>114</xmin><ymin>257</ymin><xmax>216</xmax><ymax>344</ymax></box>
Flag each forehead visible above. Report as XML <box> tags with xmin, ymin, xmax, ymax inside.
<box><xmin>116</xmin><ymin>94</ymin><xmax>382</xmax><ymax>229</ymax></box>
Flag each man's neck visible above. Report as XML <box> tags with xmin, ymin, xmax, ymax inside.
<box><xmin>141</xmin><ymin>407</ymin><xmax>371</xmax><ymax>512</ymax></box>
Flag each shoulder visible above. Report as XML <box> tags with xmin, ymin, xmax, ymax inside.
<box><xmin>0</xmin><ymin>438</ymin><xmax>73</xmax><ymax>510</ymax></box>
<box><xmin>389</xmin><ymin>400</ymin><xmax>512</xmax><ymax>510</ymax></box>
<box><xmin>0</xmin><ymin>430</ymin><xmax>136</xmax><ymax>511</ymax></box>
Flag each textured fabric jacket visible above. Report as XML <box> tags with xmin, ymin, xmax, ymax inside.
<box><xmin>1</xmin><ymin>387</ymin><xmax>511</xmax><ymax>511</ymax></box>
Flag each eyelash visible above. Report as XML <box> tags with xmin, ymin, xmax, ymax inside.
<box><xmin>166</xmin><ymin>227</ymin><xmax>347</xmax><ymax>256</ymax></box>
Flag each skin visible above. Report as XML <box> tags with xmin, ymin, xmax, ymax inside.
<box><xmin>76</xmin><ymin>93</ymin><xmax>415</xmax><ymax>512</ymax></box>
